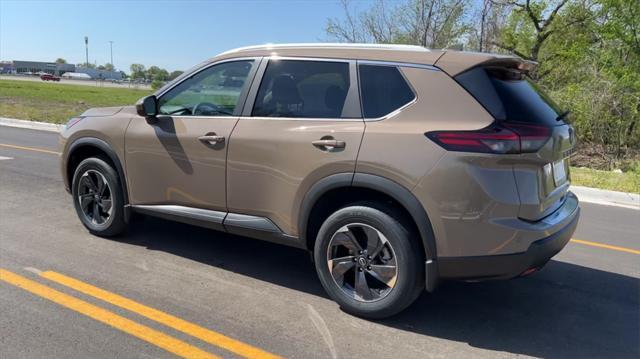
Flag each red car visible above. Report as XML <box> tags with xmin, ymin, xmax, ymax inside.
<box><xmin>40</xmin><ymin>74</ymin><xmax>60</xmax><ymax>82</ymax></box>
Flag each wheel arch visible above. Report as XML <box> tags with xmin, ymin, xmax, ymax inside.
<box><xmin>299</xmin><ymin>173</ymin><xmax>437</xmax><ymax>261</ymax></box>
<box><xmin>65</xmin><ymin>137</ymin><xmax>131</xmax><ymax>220</ymax></box>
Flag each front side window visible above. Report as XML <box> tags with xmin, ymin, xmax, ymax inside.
<box><xmin>158</xmin><ymin>60</ymin><xmax>254</xmax><ymax>116</ymax></box>
<box><xmin>252</xmin><ymin>60</ymin><xmax>350</xmax><ymax>118</ymax></box>
<box><xmin>359</xmin><ymin>65</ymin><xmax>415</xmax><ymax>118</ymax></box>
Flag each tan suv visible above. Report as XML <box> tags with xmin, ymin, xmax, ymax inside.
<box><xmin>60</xmin><ymin>44</ymin><xmax>580</xmax><ymax>318</ymax></box>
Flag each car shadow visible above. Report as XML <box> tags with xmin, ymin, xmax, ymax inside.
<box><xmin>121</xmin><ymin>216</ymin><xmax>639</xmax><ymax>358</ymax></box>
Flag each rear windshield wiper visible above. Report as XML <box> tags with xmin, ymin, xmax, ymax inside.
<box><xmin>556</xmin><ymin>110</ymin><xmax>571</xmax><ymax>122</ymax></box>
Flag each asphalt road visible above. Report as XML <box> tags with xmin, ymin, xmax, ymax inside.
<box><xmin>1</xmin><ymin>126</ymin><xmax>638</xmax><ymax>358</ymax></box>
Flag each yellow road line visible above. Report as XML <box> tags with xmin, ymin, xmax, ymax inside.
<box><xmin>0</xmin><ymin>143</ymin><xmax>60</xmax><ymax>155</ymax></box>
<box><xmin>0</xmin><ymin>269</ymin><xmax>218</xmax><ymax>359</ymax></box>
<box><xmin>570</xmin><ymin>239</ymin><xmax>640</xmax><ymax>255</ymax></box>
<box><xmin>40</xmin><ymin>271</ymin><xmax>281</xmax><ymax>359</ymax></box>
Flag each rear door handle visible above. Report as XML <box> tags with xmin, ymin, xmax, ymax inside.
<box><xmin>198</xmin><ymin>134</ymin><xmax>225</xmax><ymax>145</ymax></box>
<box><xmin>312</xmin><ymin>139</ymin><xmax>346</xmax><ymax>150</ymax></box>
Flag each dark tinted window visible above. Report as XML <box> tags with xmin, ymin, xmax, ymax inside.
<box><xmin>359</xmin><ymin>65</ymin><xmax>415</xmax><ymax>118</ymax></box>
<box><xmin>158</xmin><ymin>60</ymin><xmax>253</xmax><ymax>116</ymax></box>
<box><xmin>456</xmin><ymin>67</ymin><xmax>564</xmax><ymax>126</ymax></box>
<box><xmin>252</xmin><ymin>60</ymin><xmax>350</xmax><ymax>118</ymax></box>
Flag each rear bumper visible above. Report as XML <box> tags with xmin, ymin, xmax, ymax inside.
<box><xmin>437</xmin><ymin>194</ymin><xmax>580</xmax><ymax>280</ymax></box>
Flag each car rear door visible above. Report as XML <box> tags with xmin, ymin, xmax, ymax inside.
<box><xmin>125</xmin><ymin>58</ymin><xmax>259</xmax><ymax>212</ymax></box>
<box><xmin>226</xmin><ymin>57</ymin><xmax>364</xmax><ymax>236</ymax></box>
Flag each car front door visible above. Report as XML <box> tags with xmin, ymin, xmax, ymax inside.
<box><xmin>125</xmin><ymin>58</ymin><xmax>259</xmax><ymax>211</ymax></box>
<box><xmin>226</xmin><ymin>58</ymin><xmax>364</xmax><ymax>236</ymax></box>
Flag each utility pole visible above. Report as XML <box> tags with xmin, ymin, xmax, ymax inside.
<box><xmin>84</xmin><ymin>36</ymin><xmax>89</xmax><ymax>67</ymax></box>
<box><xmin>109</xmin><ymin>41</ymin><xmax>114</xmax><ymax>68</ymax></box>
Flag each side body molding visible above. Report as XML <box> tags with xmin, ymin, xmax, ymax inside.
<box><xmin>130</xmin><ymin>205</ymin><xmax>305</xmax><ymax>249</ymax></box>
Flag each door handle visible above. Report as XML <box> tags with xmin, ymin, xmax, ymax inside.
<box><xmin>312</xmin><ymin>139</ymin><xmax>346</xmax><ymax>150</ymax></box>
<box><xmin>198</xmin><ymin>134</ymin><xmax>225</xmax><ymax>145</ymax></box>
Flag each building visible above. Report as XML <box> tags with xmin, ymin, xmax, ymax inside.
<box><xmin>11</xmin><ymin>60</ymin><xmax>75</xmax><ymax>75</ymax></box>
<box><xmin>5</xmin><ymin>60</ymin><xmax>122</xmax><ymax>80</ymax></box>
<box><xmin>75</xmin><ymin>66</ymin><xmax>123</xmax><ymax>80</ymax></box>
<box><xmin>0</xmin><ymin>61</ymin><xmax>14</xmax><ymax>73</ymax></box>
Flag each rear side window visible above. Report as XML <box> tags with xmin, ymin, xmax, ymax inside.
<box><xmin>455</xmin><ymin>67</ymin><xmax>564</xmax><ymax>126</ymax></box>
<box><xmin>359</xmin><ymin>65</ymin><xmax>415</xmax><ymax>118</ymax></box>
<box><xmin>252</xmin><ymin>60</ymin><xmax>350</xmax><ymax>118</ymax></box>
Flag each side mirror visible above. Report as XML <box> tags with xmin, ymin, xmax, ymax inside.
<box><xmin>135</xmin><ymin>95</ymin><xmax>158</xmax><ymax>124</ymax></box>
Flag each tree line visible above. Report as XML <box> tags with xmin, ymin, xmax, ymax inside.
<box><xmin>327</xmin><ymin>0</ymin><xmax>639</xmax><ymax>170</ymax></box>
<box><xmin>55</xmin><ymin>58</ymin><xmax>184</xmax><ymax>88</ymax></box>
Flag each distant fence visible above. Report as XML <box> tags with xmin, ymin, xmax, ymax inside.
<box><xmin>0</xmin><ymin>74</ymin><xmax>152</xmax><ymax>90</ymax></box>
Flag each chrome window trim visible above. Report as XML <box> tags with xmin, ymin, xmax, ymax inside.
<box><xmin>357</xmin><ymin>61</ymin><xmax>420</xmax><ymax>122</ymax></box>
<box><xmin>241</xmin><ymin>56</ymin><xmax>363</xmax><ymax>120</ymax></box>
<box><xmin>266</xmin><ymin>55</ymin><xmax>352</xmax><ymax>63</ymax></box>
<box><xmin>357</xmin><ymin>60</ymin><xmax>440</xmax><ymax>71</ymax></box>
<box><xmin>154</xmin><ymin>57</ymin><xmax>261</xmax><ymax>118</ymax></box>
<box><xmin>237</xmin><ymin>116</ymin><xmax>364</xmax><ymax>122</ymax></box>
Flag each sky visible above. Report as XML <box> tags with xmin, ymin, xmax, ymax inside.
<box><xmin>0</xmin><ymin>0</ymin><xmax>356</xmax><ymax>72</ymax></box>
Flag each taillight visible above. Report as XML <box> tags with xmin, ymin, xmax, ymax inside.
<box><xmin>426</xmin><ymin>123</ymin><xmax>550</xmax><ymax>154</ymax></box>
<box><xmin>503</xmin><ymin>123</ymin><xmax>551</xmax><ymax>153</ymax></box>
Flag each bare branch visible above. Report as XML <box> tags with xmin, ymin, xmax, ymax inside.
<box><xmin>491</xmin><ymin>41</ymin><xmax>532</xmax><ymax>60</ymax></box>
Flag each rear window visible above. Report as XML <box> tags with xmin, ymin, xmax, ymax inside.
<box><xmin>359</xmin><ymin>65</ymin><xmax>415</xmax><ymax>118</ymax></box>
<box><xmin>455</xmin><ymin>67</ymin><xmax>564</xmax><ymax>126</ymax></box>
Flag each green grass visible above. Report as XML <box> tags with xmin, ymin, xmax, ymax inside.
<box><xmin>0</xmin><ymin>79</ymin><xmax>151</xmax><ymax>124</ymax></box>
<box><xmin>571</xmin><ymin>166</ymin><xmax>640</xmax><ymax>193</ymax></box>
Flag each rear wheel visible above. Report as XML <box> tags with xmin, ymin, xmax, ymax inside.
<box><xmin>71</xmin><ymin>157</ymin><xmax>126</xmax><ymax>237</ymax></box>
<box><xmin>314</xmin><ymin>205</ymin><xmax>423</xmax><ymax>319</ymax></box>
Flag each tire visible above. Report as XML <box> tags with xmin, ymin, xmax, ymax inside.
<box><xmin>314</xmin><ymin>205</ymin><xmax>424</xmax><ymax>319</ymax></box>
<box><xmin>71</xmin><ymin>157</ymin><xmax>127</xmax><ymax>237</ymax></box>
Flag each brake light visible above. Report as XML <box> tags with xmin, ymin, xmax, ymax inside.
<box><xmin>426</xmin><ymin>123</ymin><xmax>550</xmax><ymax>154</ymax></box>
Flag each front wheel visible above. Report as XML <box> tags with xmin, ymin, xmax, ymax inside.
<box><xmin>314</xmin><ymin>205</ymin><xmax>424</xmax><ymax>319</ymax></box>
<box><xmin>71</xmin><ymin>157</ymin><xmax>126</xmax><ymax>237</ymax></box>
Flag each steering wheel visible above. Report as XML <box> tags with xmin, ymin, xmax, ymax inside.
<box><xmin>192</xmin><ymin>102</ymin><xmax>229</xmax><ymax>116</ymax></box>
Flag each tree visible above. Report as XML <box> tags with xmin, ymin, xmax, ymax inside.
<box><xmin>130</xmin><ymin>64</ymin><xmax>146</xmax><ymax>80</ymax></box>
<box><xmin>55</xmin><ymin>58</ymin><xmax>67</xmax><ymax>64</ymax></box>
<box><xmin>168</xmin><ymin>70</ymin><xmax>184</xmax><ymax>81</ymax></box>
<box><xmin>491</xmin><ymin>0</ymin><xmax>592</xmax><ymax>64</ymax></box>
<box><xmin>326</xmin><ymin>0</ymin><xmax>469</xmax><ymax>48</ymax></box>
<box><xmin>146</xmin><ymin>66</ymin><xmax>169</xmax><ymax>81</ymax></box>
<box><xmin>466</xmin><ymin>0</ymin><xmax>510</xmax><ymax>52</ymax></box>
<box><xmin>151</xmin><ymin>80</ymin><xmax>164</xmax><ymax>90</ymax></box>
<box><xmin>493</xmin><ymin>0</ymin><xmax>639</xmax><ymax>167</ymax></box>
<box><xmin>103</xmin><ymin>63</ymin><xmax>115</xmax><ymax>72</ymax></box>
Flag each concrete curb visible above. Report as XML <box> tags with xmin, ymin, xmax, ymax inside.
<box><xmin>0</xmin><ymin>118</ymin><xmax>637</xmax><ymax>210</ymax></box>
<box><xmin>571</xmin><ymin>186</ymin><xmax>639</xmax><ymax>210</ymax></box>
<box><xmin>0</xmin><ymin>117</ymin><xmax>63</xmax><ymax>133</ymax></box>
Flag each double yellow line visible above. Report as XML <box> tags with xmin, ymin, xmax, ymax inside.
<box><xmin>0</xmin><ymin>269</ymin><xmax>280</xmax><ymax>359</ymax></box>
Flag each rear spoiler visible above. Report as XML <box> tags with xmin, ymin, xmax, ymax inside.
<box><xmin>483</xmin><ymin>58</ymin><xmax>538</xmax><ymax>74</ymax></box>
<box><xmin>434</xmin><ymin>50</ymin><xmax>537</xmax><ymax>76</ymax></box>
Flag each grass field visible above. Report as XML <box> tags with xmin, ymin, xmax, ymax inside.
<box><xmin>571</xmin><ymin>166</ymin><xmax>639</xmax><ymax>193</ymax></box>
<box><xmin>0</xmin><ymin>79</ymin><xmax>151</xmax><ymax>124</ymax></box>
